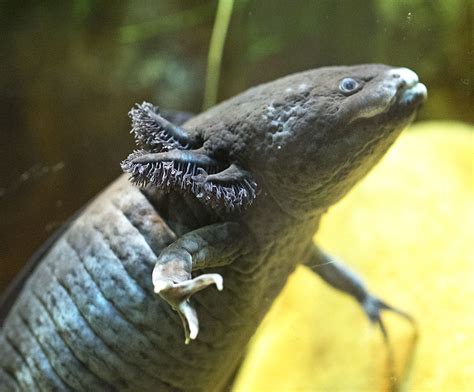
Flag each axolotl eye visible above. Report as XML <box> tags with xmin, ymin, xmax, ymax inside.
<box><xmin>339</xmin><ymin>77</ymin><xmax>360</xmax><ymax>95</ymax></box>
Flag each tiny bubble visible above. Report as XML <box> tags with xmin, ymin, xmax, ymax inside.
<box><xmin>277</xmin><ymin>145</ymin><xmax>282</xmax><ymax>150</ymax></box>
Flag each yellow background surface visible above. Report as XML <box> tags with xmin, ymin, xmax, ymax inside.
<box><xmin>234</xmin><ymin>122</ymin><xmax>473</xmax><ymax>391</ymax></box>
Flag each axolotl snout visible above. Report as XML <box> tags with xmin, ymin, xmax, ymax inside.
<box><xmin>0</xmin><ymin>64</ymin><xmax>426</xmax><ymax>391</ymax></box>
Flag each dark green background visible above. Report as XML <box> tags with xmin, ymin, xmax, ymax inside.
<box><xmin>0</xmin><ymin>0</ymin><xmax>472</xmax><ymax>292</ymax></box>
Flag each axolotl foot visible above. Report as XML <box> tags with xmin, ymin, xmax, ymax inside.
<box><xmin>153</xmin><ymin>267</ymin><xmax>223</xmax><ymax>344</ymax></box>
<box><xmin>361</xmin><ymin>293</ymin><xmax>417</xmax><ymax>341</ymax></box>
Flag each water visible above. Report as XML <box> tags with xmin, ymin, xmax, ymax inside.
<box><xmin>0</xmin><ymin>1</ymin><xmax>472</xmax><ymax>390</ymax></box>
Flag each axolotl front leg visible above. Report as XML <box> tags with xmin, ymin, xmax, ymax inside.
<box><xmin>120</xmin><ymin>103</ymin><xmax>260</xmax><ymax>342</ymax></box>
<box><xmin>152</xmin><ymin>222</ymin><xmax>247</xmax><ymax>343</ymax></box>
<box><xmin>304</xmin><ymin>246</ymin><xmax>416</xmax><ymax>338</ymax></box>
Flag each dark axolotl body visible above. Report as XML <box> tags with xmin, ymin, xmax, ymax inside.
<box><xmin>0</xmin><ymin>64</ymin><xmax>426</xmax><ymax>391</ymax></box>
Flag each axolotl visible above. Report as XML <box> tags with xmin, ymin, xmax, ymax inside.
<box><xmin>0</xmin><ymin>64</ymin><xmax>427</xmax><ymax>391</ymax></box>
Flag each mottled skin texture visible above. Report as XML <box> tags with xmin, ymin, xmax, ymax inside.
<box><xmin>0</xmin><ymin>65</ymin><xmax>426</xmax><ymax>391</ymax></box>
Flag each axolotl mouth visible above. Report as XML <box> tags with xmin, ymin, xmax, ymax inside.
<box><xmin>380</xmin><ymin>67</ymin><xmax>428</xmax><ymax>111</ymax></box>
<box><xmin>343</xmin><ymin>67</ymin><xmax>427</xmax><ymax>124</ymax></box>
<box><xmin>394</xmin><ymin>68</ymin><xmax>428</xmax><ymax>107</ymax></box>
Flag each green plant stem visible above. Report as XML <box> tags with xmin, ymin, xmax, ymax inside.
<box><xmin>203</xmin><ymin>0</ymin><xmax>234</xmax><ymax>110</ymax></box>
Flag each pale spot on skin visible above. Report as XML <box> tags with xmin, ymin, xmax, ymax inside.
<box><xmin>262</xmin><ymin>102</ymin><xmax>305</xmax><ymax>145</ymax></box>
<box><xmin>298</xmin><ymin>83</ymin><xmax>309</xmax><ymax>92</ymax></box>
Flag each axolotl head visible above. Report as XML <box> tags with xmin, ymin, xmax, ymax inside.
<box><xmin>231</xmin><ymin>64</ymin><xmax>427</xmax><ymax>214</ymax></box>
<box><xmin>122</xmin><ymin>64</ymin><xmax>426</xmax><ymax>215</ymax></box>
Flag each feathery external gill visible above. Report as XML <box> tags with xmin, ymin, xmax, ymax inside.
<box><xmin>129</xmin><ymin>102</ymin><xmax>196</xmax><ymax>152</ymax></box>
<box><xmin>121</xmin><ymin>149</ymin><xmax>257</xmax><ymax>212</ymax></box>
